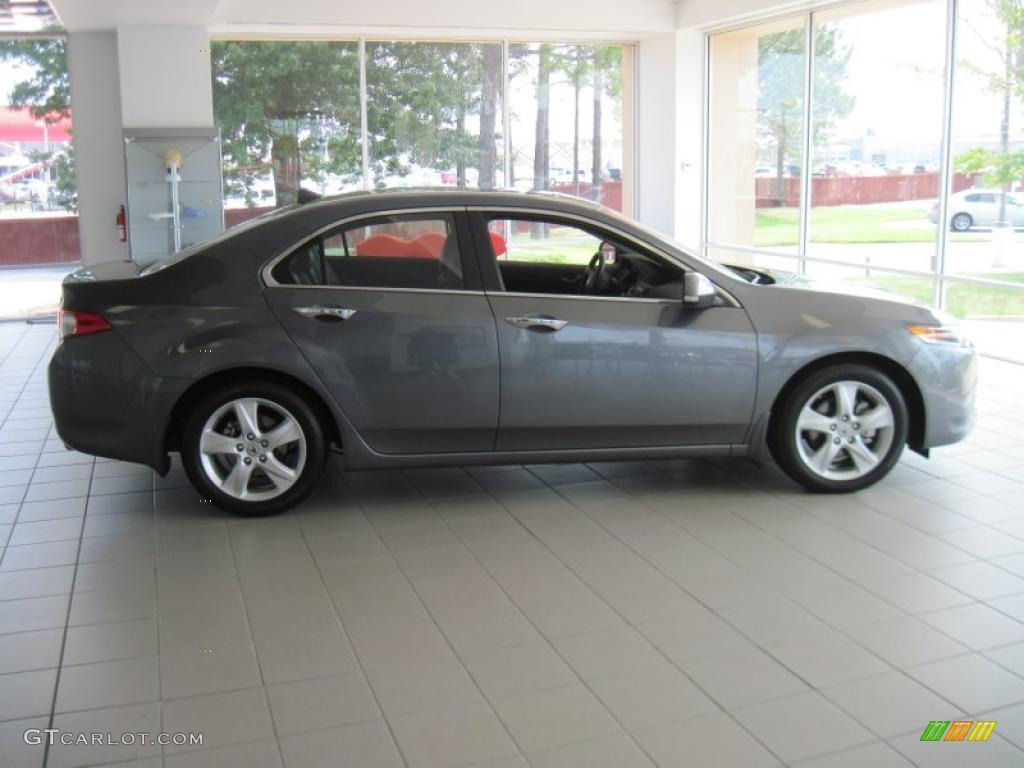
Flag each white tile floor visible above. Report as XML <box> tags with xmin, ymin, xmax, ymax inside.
<box><xmin>2</xmin><ymin>321</ymin><xmax>1024</xmax><ymax>767</ymax></box>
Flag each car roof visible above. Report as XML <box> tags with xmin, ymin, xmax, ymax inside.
<box><xmin>293</xmin><ymin>186</ymin><xmax>606</xmax><ymax>214</ymax></box>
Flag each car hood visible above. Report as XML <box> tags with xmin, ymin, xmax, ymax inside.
<box><xmin>759</xmin><ymin>268</ymin><xmax>928</xmax><ymax>308</ymax></box>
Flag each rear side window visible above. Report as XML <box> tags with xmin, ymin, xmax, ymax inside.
<box><xmin>964</xmin><ymin>193</ymin><xmax>995</xmax><ymax>203</ymax></box>
<box><xmin>272</xmin><ymin>213</ymin><xmax>465</xmax><ymax>290</ymax></box>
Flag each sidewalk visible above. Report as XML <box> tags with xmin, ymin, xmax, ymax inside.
<box><xmin>0</xmin><ymin>263</ymin><xmax>75</xmax><ymax>320</ymax></box>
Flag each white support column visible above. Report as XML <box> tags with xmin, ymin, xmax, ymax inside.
<box><xmin>66</xmin><ymin>31</ymin><xmax>129</xmax><ymax>266</ymax></box>
<box><xmin>634</xmin><ymin>29</ymin><xmax>703</xmax><ymax>249</ymax></box>
<box><xmin>634</xmin><ymin>32</ymin><xmax>679</xmax><ymax>238</ymax></box>
<box><xmin>675</xmin><ymin>29</ymin><xmax>705</xmax><ymax>250</ymax></box>
<box><xmin>117</xmin><ymin>26</ymin><xmax>214</xmax><ymax>128</ymax></box>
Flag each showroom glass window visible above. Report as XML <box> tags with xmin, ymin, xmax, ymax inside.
<box><xmin>211</xmin><ymin>40</ymin><xmax>363</xmax><ymax>213</ymax></box>
<box><xmin>0</xmin><ymin>37</ymin><xmax>81</xmax><ymax>279</ymax></box>
<box><xmin>704</xmin><ymin>0</ymin><xmax>1024</xmax><ymax>362</ymax></box>
<box><xmin>507</xmin><ymin>43</ymin><xmax>631</xmax><ymax>212</ymax></box>
<box><xmin>366</xmin><ymin>42</ymin><xmax>504</xmax><ymax>190</ymax></box>
<box><xmin>945</xmin><ymin>0</ymin><xmax>1024</xmax><ymax>327</ymax></box>
<box><xmin>211</xmin><ymin>40</ymin><xmax>634</xmax><ymax>215</ymax></box>
<box><xmin>707</xmin><ymin>16</ymin><xmax>806</xmax><ymax>269</ymax></box>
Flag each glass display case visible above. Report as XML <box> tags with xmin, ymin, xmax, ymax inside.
<box><xmin>123</xmin><ymin>127</ymin><xmax>224</xmax><ymax>265</ymax></box>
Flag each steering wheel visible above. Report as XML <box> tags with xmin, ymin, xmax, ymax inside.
<box><xmin>580</xmin><ymin>248</ymin><xmax>605</xmax><ymax>294</ymax></box>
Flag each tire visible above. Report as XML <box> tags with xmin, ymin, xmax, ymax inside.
<box><xmin>950</xmin><ymin>212</ymin><xmax>973</xmax><ymax>232</ymax></box>
<box><xmin>180</xmin><ymin>380</ymin><xmax>328</xmax><ymax>515</ymax></box>
<box><xmin>769</xmin><ymin>364</ymin><xmax>908</xmax><ymax>493</ymax></box>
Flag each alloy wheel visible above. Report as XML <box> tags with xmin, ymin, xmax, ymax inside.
<box><xmin>198</xmin><ymin>397</ymin><xmax>307</xmax><ymax>501</ymax></box>
<box><xmin>794</xmin><ymin>380</ymin><xmax>895</xmax><ymax>482</ymax></box>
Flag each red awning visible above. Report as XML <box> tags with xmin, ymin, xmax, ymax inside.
<box><xmin>0</xmin><ymin>106</ymin><xmax>71</xmax><ymax>143</ymax></box>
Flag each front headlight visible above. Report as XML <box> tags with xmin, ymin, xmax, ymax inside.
<box><xmin>906</xmin><ymin>323</ymin><xmax>968</xmax><ymax>346</ymax></box>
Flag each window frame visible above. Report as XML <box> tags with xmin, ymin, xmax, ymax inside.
<box><xmin>466</xmin><ymin>207</ymin><xmax>718</xmax><ymax>304</ymax></box>
<box><xmin>262</xmin><ymin>207</ymin><xmax>484</xmax><ymax>293</ymax></box>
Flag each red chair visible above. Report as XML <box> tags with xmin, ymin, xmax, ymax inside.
<box><xmin>489</xmin><ymin>231</ymin><xmax>507</xmax><ymax>258</ymax></box>
<box><xmin>353</xmin><ymin>233</ymin><xmax>411</xmax><ymax>258</ymax></box>
<box><xmin>410</xmin><ymin>231</ymin><xmax>446</xmax><ymax>259</ymax></box>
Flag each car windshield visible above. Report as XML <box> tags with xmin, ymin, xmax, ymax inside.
<box><xmin>139</xmin><ymin>206</ymin><xmax>294</xmax><ymax>276</ymax></box>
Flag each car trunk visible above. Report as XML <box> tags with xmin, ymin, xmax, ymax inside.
<box><xmin>60</xmin><ymin>260</ymin><xmax>142</xmax><ymax>311</ymax></box>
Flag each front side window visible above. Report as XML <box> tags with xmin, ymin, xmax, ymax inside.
<box><xmin>273</xmin><ymin>213</ymin><xmax>465</xmax><ymax>290</ymax></box>
<box><xmin>485</xmin><ymin>215</ymin><xmax>683</xmax><ymax>300</ymax></box>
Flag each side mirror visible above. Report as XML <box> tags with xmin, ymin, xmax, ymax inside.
<box><xmin>683</xmin><ymin>272</ymin><xmax>716</xmax><ymax>308</ymax></box>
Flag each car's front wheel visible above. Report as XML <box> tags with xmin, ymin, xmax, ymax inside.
<box><xmin>950</xmin><ymin>212</ymin><xmax>973</xmax><ymax>232</ymax></box>
<box><xmin>770</xmin><ymin>364</ymin><xmax>908</xmax><ymax>493</ymax></box>
<box><xmin>181</xmin><ymin>381</ymin><xmax>327</xmax><ymax>515</ymax></box>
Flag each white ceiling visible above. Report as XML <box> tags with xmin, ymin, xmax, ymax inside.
<box><xmin>49</xmin><ymin>0</ymin><xmax>677</xmax><ymax>37</ymax></box>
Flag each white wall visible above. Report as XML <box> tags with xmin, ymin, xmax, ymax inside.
<box><xmin>51</xmin><ymin>0</ymin><xmax>674</xmax><ymax>38</ymax></box>
<box><xmin>67</xmin><ymin>31</ymin><xmax>129</xmax><ymax>265</ymax></box>
<box><xmin>117</xmin><ymin>27</ymin><xmax>213</xmax><ymax>128</ymax></box>
<box><xmin>212</xmin><ymin>0</ymin><xmax>674</xmax><ymax>39</ymax></box>
<box><xmin>635</xmin><ymin>32</ymin><xmax>679</xmax><ymax>237</ymax></box>
<box><xmin>674</xmin><ymin>29</ymin><xmax>705</xmax><ymax>249</ymax></box>
<box><xmin>676</xmin><ymin>0</ymin><xmax>820</xmax><ymax>30</ymax></box>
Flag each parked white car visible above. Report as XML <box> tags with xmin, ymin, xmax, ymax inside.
<box><xmin>929</xmin><ymin>189</ymin><xmax>1024</xmax><ymax>231</ymax></box>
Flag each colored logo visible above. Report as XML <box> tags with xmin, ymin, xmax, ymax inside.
<box><xmin>920</xmin><ymin>721</ymin><xmax>997</xmax><ymax>742</ymax></box>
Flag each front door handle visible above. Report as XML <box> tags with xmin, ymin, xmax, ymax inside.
<box><xmin>505</xmin><ymin>314</ymin><xmax>568</xmax><ymax>332</ymax></box>
<box><xmin>293</xmin><ymin>305</ymin><xmax>357</xmax><ymax>322</ymax></box>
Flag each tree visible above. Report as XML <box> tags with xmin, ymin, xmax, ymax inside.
<box><xmin>0</xmin><ymin>38</ymin><xmax>70</xmax><ymax>121</ymax></box>
<box><xmin>365</xmin><ymin>42</ymin><xmax>498</xmax><ymax>188</ymax></box>
<box><xmin>758</xmin><ymin>27</ymin><xmax>854</xmax><ymax>204</ymax></box>
<box><xmin>551</xmin><ymin>46</ymin><xmax>591</xmax><ymax>196</ymax></box>
<box><xmin>212</xmin><ymin>41</ymin><xmax>362</xmax><ymax>207</ymax></box>
<box><xmin>0</xmin><ymin>39</ymin><xmax>76</xmax><ymax>210</ymax></box>
<box><xmin>956</xmin><ymin>0</ymin><xmax>1024</xmax><ymax>226</ymax></box>
<box><xmin>533</xmin><ymin>44</ymin><xmax>554</xmax><ymax>194</ymax></box>
<box><xmin>478</xmin><ymin>45</ymin><xmax>502</xmax><ymax>189</ymax></box>
<box><xmin>590</xmin><ymin>46</ymin><xmax>622</xmax><ymax>197</ymax></box>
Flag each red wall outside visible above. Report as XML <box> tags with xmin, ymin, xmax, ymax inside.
<box><xmin>0</xmin><ymin>215</ymin><xmax>81</xmax><ymax>266</ymax></box>
<box><xmin>548</xmin><ymin>181</ymin><xmax>623</xmax><ymax>211</ymax></box>
<box><xmin>755</xmin><ymin>172</ymin><xmax>982</xmax><ymax>208</ymax></box>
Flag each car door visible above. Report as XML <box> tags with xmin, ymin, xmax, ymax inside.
<box><xmin>964</xmin><ymin>193</ymin><xmax>998</xmax><ymax>226</ymax></box>
<box><xmin>264</xmin><ymin>208</ymin><xmax>499</xmax><ymax>455</ymax></box>
<box><xmin>471</xmin><ymin>211</ymin><xmax>758</xmax><ymax>451</ymax></box>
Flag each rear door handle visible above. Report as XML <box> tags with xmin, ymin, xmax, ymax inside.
<box><xmin>293</xmin><ymin>305</ymin><xmax>357</xmax><ymax>322</ymax></box>
<box><xmin>505</xmin><ymin>314</ymin><xmax>568</xmax><ymax>331</ymax></box>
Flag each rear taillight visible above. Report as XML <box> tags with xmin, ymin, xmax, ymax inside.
<box><xmin>57</xmin><ymin>309</ymin><xmax>112</xmax><ymax>340</ymax></box>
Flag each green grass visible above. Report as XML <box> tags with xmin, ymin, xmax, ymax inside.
<box><xmin>504</xmin><ymin>231</ymin><xmax>600</xmax><ymax>264</ymax></box>
<box><xmin>754</xmin><ymin>206</ymin><xmax>988</xmax><ymax>246</ymax></box>
<box><xmin>857</xmin><ymin>272</ymin><xmax>1024</xmax><ymax>319</ymax></box>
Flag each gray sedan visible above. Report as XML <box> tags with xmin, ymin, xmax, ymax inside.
<box><xmin>49</xmin><ymin>190</ymin><xmax>977</xmax><ymax>515</ymax></box>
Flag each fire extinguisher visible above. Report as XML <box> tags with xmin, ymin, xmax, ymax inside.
<box><xmin>116</xmin><ymin>205</ymin><xmax>127</xmax><ymax>242</ymax></box>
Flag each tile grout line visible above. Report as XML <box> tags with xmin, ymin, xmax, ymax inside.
<box><xmin>412</xmin><ymin>464</ymin><xmax>777</xmax><ymax>768</ymax></box>
<box><xmin>561</xmin><ymin>462</ymin><xmax>1024</xmax><ymax>757</ymax></box>
<box><xmin>292</xmin><ymin>496</ymin><xmax>415</xmax><ymax>768</ymax></box>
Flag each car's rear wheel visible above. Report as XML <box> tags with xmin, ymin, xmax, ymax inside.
<box><xmin>951</xmin><ymin>212</ymin><xmax>973</xmax><ymax>232</ymax></box>
<box><xmin>181</xmin><ymin>381</ymin><xmax>327</xmax><ymax>515</ymax></box>
<box><xmin>770</xmin><ymin>364</ymin><xmax>908</xmax><ymax>493</ymax></box>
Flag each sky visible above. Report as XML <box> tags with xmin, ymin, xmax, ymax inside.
<box><xmin>822</xmin><ymin>0</ymin><xmax>1019</xmax><ymax>155</ymax></box>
